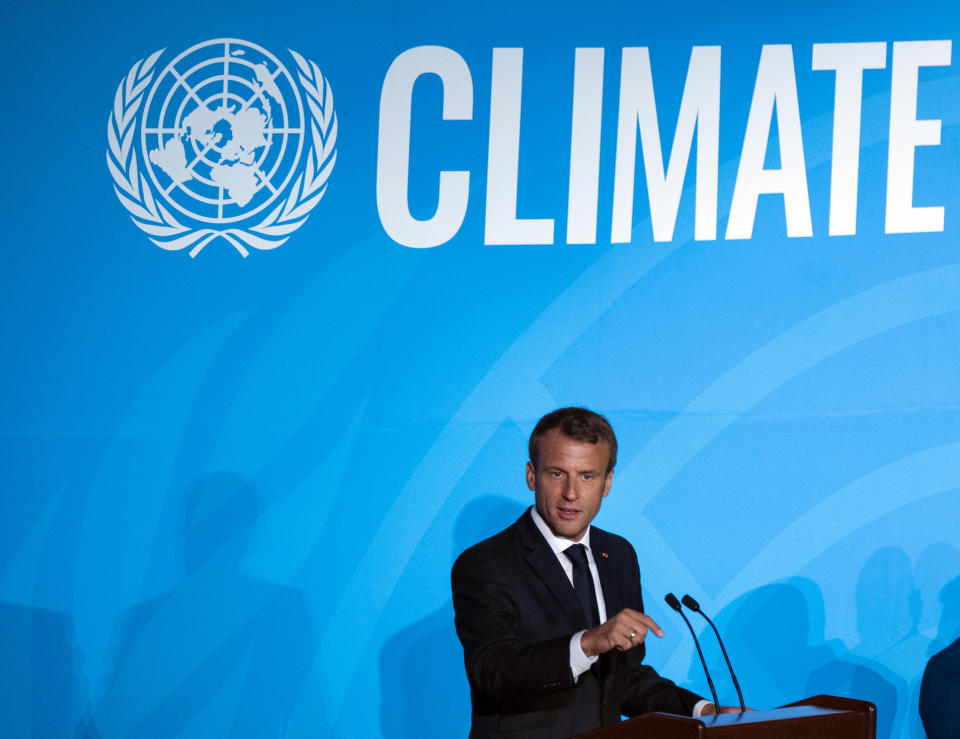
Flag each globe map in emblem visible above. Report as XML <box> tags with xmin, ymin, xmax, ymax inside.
<box><xmin>140</xmin><ymin>39</ymin><xmax>306</xmax><ymax>224</ymax></box>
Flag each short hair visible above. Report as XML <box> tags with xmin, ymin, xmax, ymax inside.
<box><xmin>528</xmin><ymin>407</ymin><xmax>617</xmax><ymax>474</ymax></box>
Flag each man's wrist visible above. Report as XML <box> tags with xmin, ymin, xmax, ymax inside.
<box><xmin>580</xmin><ymin>628</ymin><xmax>598</xmax><ymax>657</ymax></box>
<box><xmin>569</xmin><ymin>631</ymin><xmax>598</xmax><ymax>681</ymax></box>
<box><xmin>693</xmin><ymin>700</ymin><xmax>713</xmax><ymax>716</ymax></box>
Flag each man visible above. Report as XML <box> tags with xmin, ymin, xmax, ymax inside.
<box><xmin>452</xmin><ymin>407</ymin><xmax>732</xmax><ymax>738</ymax></box>
<box><xmin>919</xmin><ymin>636</ymin><xmax>960</xmax><ymax>739</ymax></box>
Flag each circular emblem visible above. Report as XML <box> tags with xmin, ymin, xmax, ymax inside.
<box><xmin>107</xmin><ymin>39</ymin><xmax>337</xmax><ymax>257</ymax></box>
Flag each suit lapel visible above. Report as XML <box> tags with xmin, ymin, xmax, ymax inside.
<box><xmin>518</xmin><ymin>510</ymin><xmax>588</xmax><ymax>631</ymax></box>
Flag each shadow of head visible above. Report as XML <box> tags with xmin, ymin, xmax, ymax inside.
<box><xmin>177</xmin><ymin>472</ymin><xmax>260</xmax><ymax>577</ymax></box>
<box><xmin>453</xmin><ymin>495</ymin><xmax>526</xmax><ymax>555</ymax></box>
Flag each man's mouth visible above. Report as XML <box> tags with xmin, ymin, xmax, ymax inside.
<box><xmin>557</xmin><ymin>506</ymin><xmax>580</xmax><ymax>520</ymax></box>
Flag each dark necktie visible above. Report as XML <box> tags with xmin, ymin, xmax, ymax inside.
<box><xmin>565</xmin><ymin>543</ymin><xmax>600</xmax><ymax>628</ymax></box>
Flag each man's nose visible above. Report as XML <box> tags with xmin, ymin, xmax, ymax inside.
<box><xmin>562</xmin><ymin>479</ymin><xmax>578</xmax><ymax>499</ymax></box>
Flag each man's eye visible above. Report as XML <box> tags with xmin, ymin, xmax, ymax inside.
<box><xmin>550</xmin><ymin>470</ymin><xmax>563</xmax><ymax>478</ymax></box>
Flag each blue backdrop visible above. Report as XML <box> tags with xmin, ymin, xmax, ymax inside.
<box><xmin>3</xmin><ymin>1</ymin><xmax>960</xmax><ymax>736</ymax></box>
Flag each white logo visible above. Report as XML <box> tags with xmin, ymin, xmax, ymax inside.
<box><xmin>107</xmin><ymin>39</ymin><xmax>337</xmax><ymax>257</ymax></box>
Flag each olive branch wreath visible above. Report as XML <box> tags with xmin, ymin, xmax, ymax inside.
<box><xmin>107</xmin><ymin>47</ymin><xmax>337</xmax><ymax>257</ymax></box>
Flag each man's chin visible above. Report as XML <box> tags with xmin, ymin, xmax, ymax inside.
<box><xmin>552</xmin><ymin>517</ymin><xmax>585</xmax><ymax>539</ymax></box>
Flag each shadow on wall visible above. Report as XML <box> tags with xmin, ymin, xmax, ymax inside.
<box><xmin>698</xmin><ymin>578</ymin><xmax>900</xmax><ymax>738</ymax></box>
<box><xmin>0</xmin><ymin>600</ymin><xmax>88</xmax><ymax>737</ymax></box>
<box><xmin>929</xmin><ymin>573</ymin><xmax>960</xmax><ymax>656</ymax></box>
<box><xmin>79</xmin><ymin>472</ymin><xmax>326</xmax><ymax>738</ymax></box>
<box><xmin>379</xmin><ymin>496</ymin><xmax>526</xmax><ymax>739</ymax></box>
<box><xmin>848</xmin><ymin>545</ymin><xmax>960</xmax><ymax>739</ymax></box>
<box><xmin>701</xmin><ymin>542</ymin><xmax>960</xmax><ymax>739</ymax></box>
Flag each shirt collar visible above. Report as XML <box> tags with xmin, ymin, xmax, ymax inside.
<box><xmin>529</xmin><ymin>505</ymin><xmax>592</xmax><ymax>556</ymax></box>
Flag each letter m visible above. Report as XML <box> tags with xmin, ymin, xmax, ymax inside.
<box><xmin>611</xmin><ymin>46</ymin><xmax>720</xmax><ymax>243</ymax></box>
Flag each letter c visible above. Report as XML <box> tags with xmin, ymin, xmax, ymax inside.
<box><xmin>376</xmin><ymin>46</ymin><xmax>473</xmax><ymax>248</ymax></box>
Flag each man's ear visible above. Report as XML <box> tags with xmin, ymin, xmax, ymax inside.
<box><xmin>602</xmin><ymin>469</ymin><xmax>613</xmax><ymax>498</ymax></box>
<box><xmin>526</xmin><ymin>461</ymin><xmax>536</xmax><ymax>491</ymax></box>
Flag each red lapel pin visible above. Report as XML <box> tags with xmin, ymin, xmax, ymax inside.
<box><xmin>602</xmin><ymin>552</ymin><xmax>609</xmax><ymax>558</ymax></box>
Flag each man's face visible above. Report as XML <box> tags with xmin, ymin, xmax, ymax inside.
<box><xmin>527</xmin><ymin>427</ymin><xmax>613</xmax><ymax>541</ymax></box>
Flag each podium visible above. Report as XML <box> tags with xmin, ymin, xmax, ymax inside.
<box><xmin>574</xmin><ymin>695</ymin><xmax>876</xmax><ymax>738</ymax></box>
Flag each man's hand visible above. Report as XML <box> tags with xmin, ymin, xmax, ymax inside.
<box><xmin>580</xmin><ymin>608</ymin><xmax>663</xmax><ymax>657</ymax></box>
<box><xmin>700</xmin><ymin>704</ymin><xmax>753</xmax><ymax>715</ymax></box>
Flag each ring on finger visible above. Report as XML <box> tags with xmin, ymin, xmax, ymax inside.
<box><xmin>629</xmin><ymin>631</ymin><xmax>637</xmax><ymax>639</ymax></box>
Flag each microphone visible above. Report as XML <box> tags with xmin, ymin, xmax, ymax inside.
<box><xmin>681</xmin><ymin>595</ymin><xmax>745</xmax><ymax>712</ymax></box>
<box><xmin>664</xmin><ymin>593</ymin><xmax>719</xmax><ymax>712</ymax></box>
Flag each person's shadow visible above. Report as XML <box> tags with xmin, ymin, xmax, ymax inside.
<box><xmin>81</xmin><ymin>472</ymin><xmax>322</xmax><ymax>738</ymax></box>
<box><xmin>696</xmin><ymin>578</ymin><xmax>898</xmax><ymax>738</ymax></box>
<box><xmin>929</xmin><ymin>573</ymin><xmax>960</xmax><ymax>658</ymax></box>
<box><xmin>859</xmin><ymin>544</ymin><xmax>960</xmax><ymax>739</ymax></box>
<box><xmin>0</xmin><ymin>600</ymin><xmax>88</xmax><ymax>737</ymax></box>
<box><xmin>378</xmin><ymin>496</ymin><xmax>525</xmax><ymax>739</ymax></box>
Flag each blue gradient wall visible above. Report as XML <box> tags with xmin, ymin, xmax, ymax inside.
<box><xmin>2</xmin><ymin>1</ymin><xmax>959</xmax><ymax>737</ymax></box>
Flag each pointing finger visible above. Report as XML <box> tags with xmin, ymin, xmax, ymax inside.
<box><xmin>637</xmin><ymin>613</ymin><xmax>664</xmax><ymax>638</ymax></box>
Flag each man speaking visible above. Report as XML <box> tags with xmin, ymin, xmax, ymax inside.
<box><xmin>452</xmin><ymin>407</ymin><xmax>728</xmax><ymax>737</ymax></box>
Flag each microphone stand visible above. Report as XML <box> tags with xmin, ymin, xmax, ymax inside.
<box><xmin>664</xmin><ymin>593</ymin><xmax>720</xmax><ymax>712</ymax></box>
<box><xmin>682</xmin><ymin>594</ymin><xmax>746</xmax><ymax>712</ymax></box>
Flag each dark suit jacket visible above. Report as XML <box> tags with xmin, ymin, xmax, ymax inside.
<box><xmin>452</xmin><ymin>509</ymin><xmax>701</xmax><ymax>738</ymax></box>
<box><xmin>920</xmin><ymin>637</ymin><xmax>960</xmax><ymax>739</ymax></box>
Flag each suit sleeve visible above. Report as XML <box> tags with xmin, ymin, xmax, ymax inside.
<box><xmin>613</xmin><ymin>541</ymin><xmax>704</xmax><ymax>717</ymax></box>
<box><xmin>920</xmin><ymin>639</ymin><xmax>960</xmax><ymax>739</ymax></box>
<box><xmin>451</xmin><ymin>545</ymin><xmax>576</xmax><ymax>703</ymax></box>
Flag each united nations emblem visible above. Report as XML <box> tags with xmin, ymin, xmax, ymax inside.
<box><xmin>107</xmin><ymin>39</ymin><xmax>337</xmax><ymax>257</ymax></box>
